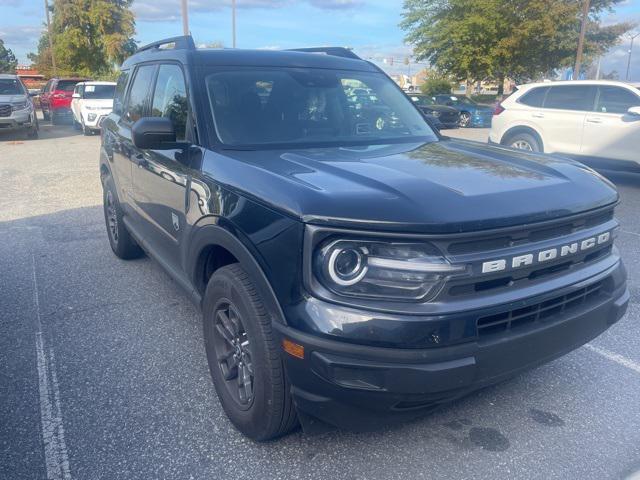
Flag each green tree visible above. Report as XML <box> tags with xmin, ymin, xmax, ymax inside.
<box><xmin>401</xmin><ymin>0</ymin><xmax>633</xmax><ymax>94</ymax></box>
<box><xmin>0</xmin><ymin>39</ymin><xmax>18</xmax><ymax>73</ymax></box>
<box><xmin>29</xmin><ymin>0</ymin><xmax>135</xmax><ymax>77</ymax></box>
<box><xmin>420</xmin><ymin>77</ymin><xmax>453</xmax><ymax>96</ymax></box>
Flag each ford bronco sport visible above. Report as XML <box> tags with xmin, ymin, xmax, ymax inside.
<box><xmin>100</xmin><ymin>36</ymin><xmax>628</xmax><ymax>441</ymax></box>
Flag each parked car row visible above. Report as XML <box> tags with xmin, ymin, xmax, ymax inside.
<box><xmin>407</xmin><ymin>92</ymin><xmax>494</xmax><ymax>128</ymax></box>
<box><xmin>40</xmin><ymin>77</ymin><xmax>116</xmax><ymax>134</ymax></box>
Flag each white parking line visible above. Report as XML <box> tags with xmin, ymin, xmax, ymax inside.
<box><xmin>585</xmin><ymin>343</ymin><xmax>640</xmax><ymax>375</ymax></box>
<box><xmin>32</xmin><ymin>254</ymin><xmax>72</xmax><ymax>480</ymax></box>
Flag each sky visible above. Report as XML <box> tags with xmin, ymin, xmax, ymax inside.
<box><xmin>0</xmin><ymin>0</ymin><xmax>639</xmax><ymax>80</ymax></box>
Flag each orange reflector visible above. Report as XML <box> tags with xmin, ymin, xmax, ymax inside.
<box><xmin>282</xmin><ymin>338</ymin><xmax>304</xmax><ymax>359</ymax></box>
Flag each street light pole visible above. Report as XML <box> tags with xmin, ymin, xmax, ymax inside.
<box><xmin>44</xmin><ymin>0</ymin><xmax>56</xmax><ymax>75</ymax></box>
<box><xmin>573</xmin><ymin>0</ymin><xmax>590</xmax><ymax>80</ymax></box>
<box><xmin>181</xmin><ymin>0</ymin><xmax>189</xmax><ymax>36</ymax></box>
<box><xmin>626</xmin><ymin>32</ymin><xmax>639</xmax><ymax>81</ymax></box>
<box><xmin>232</xmin><ymin>0</ymin><xmax>237</xmax><ymax>48</ymax></box>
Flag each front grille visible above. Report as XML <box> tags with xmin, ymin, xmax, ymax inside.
<box><xmin>476</xmin><ymin>280</ymin><xmax>604</xmax><ymax>337</ymax></box>
<box><xmin>447</xmin><ymin>209</ymin><xmax>614</xmax><ymax>255</ymax></box>
<box><xmin>0</xmin><ymin>104</ymin><xmax>11</xmax><ymax>117</ymax></box>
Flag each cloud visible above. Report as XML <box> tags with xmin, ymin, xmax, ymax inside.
<box><xmin>0</xmin><ymin>25</ymin><xmax>43</xmax><ymax>48</ymax></box>
<box><xmin>132</xmin><ymin>0</ymin><xmax>362</xmax><ymax>22</ymax></box>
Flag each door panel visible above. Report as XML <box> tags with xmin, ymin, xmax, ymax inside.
<box><xmin>538</xmin><ymin>85</ymin><xmax>596</xmax><ymax>155</ymax></box>
<box><xmin>132</xmin><ymin>63</ymin><xmax>191</xmax><ymax>269</ymax></box>
<box><xmin>581</xmin><ymin>86</ymin><xmax>640</xmax><ymax>162</ymax></box>
<box><xmin>113</xmin><ymin>65</ymin><xmax>156</xmax><ymax>214</ymax></box>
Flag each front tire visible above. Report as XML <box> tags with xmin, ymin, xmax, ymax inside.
<box><xmin>203</xmin><ymin>264</ymin><xmax>298</xmax><ymax>441</ymax></box>
<box><xmin>459</xmin><ymin>111</ymin><xmax>471</xmax><ymax>128</ymax></box>
<box><xmin>103</xmin><ymin>178</ymin><xmax>144</xmax><ymax>260</ymax></box>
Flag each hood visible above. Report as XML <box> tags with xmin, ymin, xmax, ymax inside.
<box><xmin>469</xmin><ymin>104</ymin><xmax>494</xmax><ymax>113</ymax></box>
<box><xmin>203</xmin><ymin>139</ymin><xmax>618</xmax><ymax>234</ymax></box>
<box><xmin>0</xmin><ymin>94</ymin><xmax>27</xmax><ymax>104</ymax></box>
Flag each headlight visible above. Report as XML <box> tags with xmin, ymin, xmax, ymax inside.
<box><xmin>315</xmin><ymin>239</ymin><xmax>466</xmax><ymax>302</ymax></box>
<box><xmin>12</xmin><ymin>101</ymin><xmax>30</xmax><ymax>112</ymax></box>
<box><xmin>85</xmin><ymin>105</ymin><xmax>99</xmax><ymax>110</ymax></box>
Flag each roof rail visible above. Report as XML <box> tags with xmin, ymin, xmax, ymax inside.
<box><xmin>285</xmin><ymin>47</ymin><xmax>361</xmax><ymax>60</ymax></box>
<box><xmin>136</xmin><ymin>35</ymin><xmax>196</xmax><ymax>54</ymax></box>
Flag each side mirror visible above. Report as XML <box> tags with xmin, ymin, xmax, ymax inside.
<box><xmin>28</xmin><ymin>90</ymin><xmax>39</xmax><ymax>97</ymax></box>
<box><xmin>72</xmin><ymin>93</ymin><xmax>81</xmax><ymax>99</ymax></box>
<box><xmin>628</xmin><ymin>106</ymin><xmax>640</xmax><ymax>117</ymax></box>
<box><xmin>132</xmin><ymin>117</ymin><xmax>177</xmax><ymax>150</ymax></box>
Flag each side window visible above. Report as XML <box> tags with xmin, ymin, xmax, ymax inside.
<box><xmin>113</xmin><ymin>70</ymin><xmax>130</xmax><ymax>115</ymax></box>
<box><xmin>518</xmin><ymin>87</ymin><xmax>548</xmax><ymax>107</ymax></box>
<box><xmin>124</xmin><ymin>65</ymin><xmax>156</xmax><ymax>123</ymax></box>
<box><xmin>596</xmin><ymin>86</ymin><xmax>640</xmax><ymax>114</ymax></box>
<box><xmin>543</xmin><ymin>85</ymin><xmax>596</xmax><ymax>111</ymax></box>
<box><xmin>151</xmin><ymin>64</ymin><xmax>188</xmax><ymax>140</ymax></box>
<box><xmin>43</xmin><ymin>80</ymin><xmax>52</xmax><ymax>93</ymax></box>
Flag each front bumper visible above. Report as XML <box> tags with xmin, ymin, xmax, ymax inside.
<box><xmin>0</xmin><ymin>110</ymin><xmax>36</xmax><ymax>131</ymax></box>
<box><xmin>83</xmin><ymin>112</ymin><xmax>108</xmax><ymax>129</ymax></box>
<box><xmin>276</xmin><ymin>260</ymin><xmax>628</xmax><ymax>430</ymax></box>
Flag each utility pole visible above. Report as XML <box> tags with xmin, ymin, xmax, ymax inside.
<box><xmin>181</xmin><ymin>0</ymin><xmax>189</xmax><ymax>36</ymax></box>
<box><xmin>573</xmin><ymin>0</ymin><xmax>590</xmax><ymax>80</ymax></box>
<box><xmin>626</xmin><ymin>32</ymin><xmax>639</xmax><ymax>81</ymax></box>
<box><xmin>232</xmin><ymin>0</ymin><xmax>237</xmax><ymax>48</ymax></box>
<box><xmin>44</xmin><ymin>0</ymin><xmax>56</xmax><ymax>74</ymax></box>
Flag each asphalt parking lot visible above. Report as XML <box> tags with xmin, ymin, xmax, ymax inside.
<box><xmin>2</xmin><ymin>118</ymin><xmax>640</xmax><ymax>480</ymax></box>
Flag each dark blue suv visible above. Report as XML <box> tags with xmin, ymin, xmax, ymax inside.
<box><xmin>100</xmin><ymin>36</ymin><xmax>628</xmax><ymax>440</ymax></box>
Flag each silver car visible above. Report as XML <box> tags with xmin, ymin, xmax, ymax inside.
<box><xmin>0</xmin><ymin>74</ymin><xmax>39</xmax><ymax>139</ymax></box>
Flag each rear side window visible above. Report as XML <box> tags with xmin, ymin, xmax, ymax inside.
<box><xmin>543</xmin><ymin>85</ymin><xmax>596</xmax><ymax>111</ymax></box>
<box><xmin>113</xmin><ymin>70</ymin><xmax>130</xmax><ymax>115</ymax></box>
<box><xmin>151</xmin><ymin>64</ymin><xmax>188</xmax><ymax>140</ymax></box>
<box><xmin>518</xmin><ymin>87</ymin><xmax>548</xmax><ymax>107</ymax></box>
<box><xmin>125</xmin><ymin>65</ymin><xmax>156</xmax><ymax>123</ymax></box>
<box><xmin>596</xmin><ymin>86</ymin><xmax>640</xmax><ymax>114</ymax></box>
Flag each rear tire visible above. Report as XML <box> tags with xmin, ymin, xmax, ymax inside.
<box><xmin>102</xmin><ymin>177</ymin><xmax>144</xmax><ymax>260</ymax></box>
<box><xmin>203</xmin><ymin>264</ymin><xmax>298</xmax><ymax>441</ymax></box>
<box><xmin>506</xmin><ymin>132</ymin><xmax>541</xmax><ymax>152</ymax></box>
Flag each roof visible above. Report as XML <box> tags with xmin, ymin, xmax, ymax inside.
<box><xmin>517</xmin><ymin>79</ymin><xmax>640</xmax><ymax>90</ymax></box>
<box><xmin>0</xmin><ymin>73</ymin><xmax>20</xmax><ymax>79</ymax></box>
<box><xmin>122</xmin><ymin>36</ymin><xmax>378</xmax><ymax>73</ymax></box>
<box><xmin>76</xmin><ymin>81</ymin><xmax>116</xmax><ymax>86</ymax></box>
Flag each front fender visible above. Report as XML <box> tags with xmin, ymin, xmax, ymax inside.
<box><xmin>187</xmin><ymin>220</ymin><xmax>289</xmax><ymax>325</ymax></box>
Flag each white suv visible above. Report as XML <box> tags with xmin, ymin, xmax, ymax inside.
<box><xmin>490</xmin><ymin>80</ymin><xmax>640</xmax><ymax>168</ymax></box>
<box><xmin>71</xmin><ymin>81</ymin><xmax>116</xmax><ymax>135</ymax></box>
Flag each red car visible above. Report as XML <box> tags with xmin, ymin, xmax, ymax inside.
<box><xmin>40</xmin><ymin>78</ymin><xmax>89</xmax><ymax>124</ymax></box>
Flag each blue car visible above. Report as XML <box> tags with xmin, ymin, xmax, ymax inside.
<box><xmin>433</xmin><ymin>94</ymin><xmax>494</xmax><ymax>128</ymax></box>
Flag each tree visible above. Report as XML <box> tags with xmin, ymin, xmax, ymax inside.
<box><xmin>401</xmin><ymin>0</ymin><xmax>633</xmax><ymax>94</ymax></box>
<box><xmin>29</xmin><ymin>0</ymin><xmax>136</xmax><ymax>77</ymax></box>
<box><xmin>0</xmin><ymin>39</ymin><xmax>18</xmax><ymax>74</ymax></box>
<box><xmin>420</xmin><ymin>77</ymin><xmax>453</xmax><ymax>96</ymax></box>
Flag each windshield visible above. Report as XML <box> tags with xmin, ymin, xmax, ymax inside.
<box><xmin>83</xmin><ymin>84</ymin><xmax>115</xmax><ymax>99</ymax></box>
<box><xmin>205</xmin><ymin>68</ymin><xmax>436</xmax><ymax>148</ymax></box>
<box><xmin>409</xmin><ymin>95</ymin><xmax>435</xmax><ymax>106</ymax></box>
<box><xmin>57</xmin><ymin>80</ymin><xmax>83</xmax><ymax>92</ymax></box>
<box><xmin>0</xmin><ymin>78</ymin><xmax>25</xmax><ymax>95</ymax></box>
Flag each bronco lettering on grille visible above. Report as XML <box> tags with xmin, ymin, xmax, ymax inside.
<box><xmin>481</xmin><ymin>231</ymin><xmax>611</xmax><ymax>274</ymax></box>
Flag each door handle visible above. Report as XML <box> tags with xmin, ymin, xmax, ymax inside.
<box><xmin>586</xmin><ymin>117</ymin><xmax>603</xmax><ymax>124</ymax></box>
<box><xmin>532</xmin><ymin>112</ymin><xmax>544</xmax><ymax>118</ymax></box>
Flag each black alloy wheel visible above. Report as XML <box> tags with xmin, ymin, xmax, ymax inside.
<box><xmin>213</xmin><ymin>301</ymin><xmax>255</xmax><ymax>407</ymax></box>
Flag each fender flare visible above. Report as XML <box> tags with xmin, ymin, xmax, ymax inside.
<box><xmin>187</xmin><ymin>221</ymin><xmax>288</xmax><ymax>326</ymax></box>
